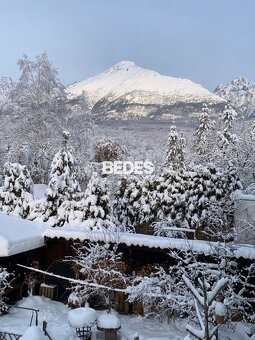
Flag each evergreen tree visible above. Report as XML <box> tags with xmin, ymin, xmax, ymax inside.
<box><xmin>29</xmin><ymin>131</ymin><xmax>81</xmax><ymax>225</ymax></box>
<box><xmin>82</xmin><ymin>172</ymin><xmax>114</xmax><ymax>230</ymax></box>
<box><xmin>194</xmin><ymin>104</ymin><xmax>214</xmax><ymax>156</ymax></box>
<box><xmin>217</xmin><ymin>103</ymin><xmax>238</xmax><ymax>157</ymax></box>
<box><xmin>113</xmin><ymin>176</ymin><xmax>142</xmax><ymax>232</ymax></box>
<box><xmin>57</xmin><ymin>172</ymin><xmax>115</xmax><ymax>230</ymax></box>
<box><xmin>139</xmin><ymin>175</ymin><xmax>158</xmax><ymax>226</ymax></box>
<box><xmin>221</xmin><ymin>102</ymin><xmax>237</xmax><ymax>129</ymax></box>
<box><xmin>165</xmin><ymin>125</ymin><xmax>186</xmax><ymax>170</ymax></box>
<box><xmin>150</xmin><ymin>164</ymin><xmax>241</xmax><ymax>237</ymax></box>
<box><xmin>46</xmin><ymin>130</ymin><xmax>81</xmax><ymax>215</ymax></box>
<box><xmin>0</xmin><ymin>162</ymin><xmax>33</xmax><ymax>218</ymax></box>
<box><xmin>156</xmin><ymin>168</ymin><xmax>186</xmax><ymax>228</ymax></box>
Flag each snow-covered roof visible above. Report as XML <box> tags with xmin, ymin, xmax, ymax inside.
<box><xmin>0</xmin><ymin>213</ymin><xmax>45</xmax><ymax>257</ymax></box>
<box><xmin>0</xmin><ymin>210</ymin><xmax>253</xmax><ymax>260</ymax></box>
<box><xmin>43</xmin><ymin>227</ymin><xmax>255</xmax><ymax>260</ymax></box>
<box><xmin>234</xmin><ymin>190</ymin><xmax>255</xmax><ymax>202</ymax></box>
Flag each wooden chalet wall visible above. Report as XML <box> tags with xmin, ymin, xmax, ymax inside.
<box><xmin>0</xmin><ymin>246</ymin><xmax>47</xmax><ymax>302</ymax></box>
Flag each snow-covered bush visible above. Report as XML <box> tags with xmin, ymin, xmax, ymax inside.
<box><xmin>170</xmin><ymin>246</ymin><xmax>255</xmax><ymax>324</ymax></box>
<box><xmin>126</xmin><ymin>266</ymin><xmax>182</xmax><ymax>321</ymax></box>
<box><xmin>58</xmin><ymin>172</ymin><xmax>115</xmax><ymax>230</ymax></box>
<box><xmin>71</xmin><ymin>242</ymin><xmax>127</xmax><ymax>309</ymax></box>
<box><xmin>0</xmin><ymin>267</ymin><xmax>12</xmax><ymax>315</ymax></box>
<box><xmin>94</xmin><ymin>137</ymin><xmax>126</xmax><ymax>163</ymax></box>
<box><xmin>127</xmin><ymin>242</ymin><xmax>254</xmax><ymax>325</ymax></box>
<box><xmin>113</xmin><ymin>163</ymin><xmax>241</xmax><ymax>236</ymax></box>
<box><xmin>0</xmin><ymin>162</ymin><xmax>33</xmax><ymax>218</ymax></box>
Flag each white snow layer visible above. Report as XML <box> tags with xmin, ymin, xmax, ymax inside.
<box><xmin>0</xmin><ymin>296</ymin><xmax>252</xmax><ymax>340</ymax></box>
<box><xmin>0</xmin><ymin>213</ymin><xmax>45</xmax><ymax>256</ymax></box>
<box><xmin>97</xmin><ymin>313</ymin><xmax>121</xmax><ymax>329</ymax></box>
<box><xmin>43</xmin><ymin>227</ymin><xmax>255</xmax><ymax>260</ymax></box>
<box><xmin>20</xmin><ymin>326</ymin><xmax>48</xmax><ymax>340</ymax></box>
<box><xmin>68</xmin><ymin>307</ymin><xmax>97</xmax><ymax>328</ymax></box>
<box><xmin>215</xmin><ymin>302</ymin><xmax>227</xmax><ymax>316</ymax></box>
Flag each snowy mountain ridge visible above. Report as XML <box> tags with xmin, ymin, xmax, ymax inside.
<box><xmin>67</xmin><ymin>61</ymin><xmax>224</xmax><ymax>120</ymax></box>
<box><xmin>214</xmin><ymin>76</ymin><xmax>255</xmax><ymax>117</ymax></box>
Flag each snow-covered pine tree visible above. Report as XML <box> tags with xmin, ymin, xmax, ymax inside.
<box><xmin>0</xmin><ymin>162</ymin><xmax>33</xmax><ymax>218</ymax></box>
<box><xmin>165</xmin><ymin>125</ymin><xmax>186</xmax><ymax>170</ymax></box>
<box><xmin>71</xmin><ymin>241</ymin><xmax>127</xmax><ymax>310</ymax></box>
<box><xmin>201</xmin><ymin>162</ymin><xmax>242</xmax><ymax>241</ymax></box>
<box><xmin>194</xmin><ymin>104</ymin><xmax>214</xmax><ymax>157</ymax></box>
<box><xmin>139</xmin><ymin>175</ymin><xmax>158</xmax><ymax>227</ymax></box>
<box><xmin>29</xmin><ymin>131</ymin><xmax>81</xmax><ymax>226</ymax></box>
<box><xmin>150</xmin><ymin>162</ymin><xmax>241</xmax><ymax>237</ymax></box>
<box><xmin>53</xmin><ymin>172</ymin><xmax>114</xmax><ymax>229</ymax></box>
<box><xmin>221</xmin><ymin>102</ymin><xmax>237</xmax><ymax>130</ymax></box>
<box><xmin>113</xmin><ymin>175</ymin><xmax>142</xmax><ymax>232</ymax></box>
<box><xmin>152</xmin><ymin>168</ymin><xmax>188</xmax><ymax>234</ymax></box>
<box><xmin>82</xmin><ymin>172</ymin><xmax>115</xmax><ymax>231</ymax></box>
<box><xmin>184</xmin><ymin>165</ymin><xmax>219</xmax><ymax>231</ymax></box>
<box><xmin>217</xmin><ymin>103</ymin><xmax>238</xmax><ymax>158</ymax></box>
<box><xmin>223</xmin><ymin>161</ymin><xmax>242</xmax><ymax>195</ymax></box>
<box><xmin>184</xmin><ymin>163</ymin><xmax>241</xmax><ymax>238</ymax></box>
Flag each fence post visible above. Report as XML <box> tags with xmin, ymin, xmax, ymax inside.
<box><xmin>43</xmin><ymin>320</ymin><xmax>47</xmax><ymax>335</ymax></box>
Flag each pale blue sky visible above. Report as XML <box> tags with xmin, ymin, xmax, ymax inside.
<box><xmin>0</xmin><ymin>0</ymin><xmax>254</xmax><ymax>90</ymax></box>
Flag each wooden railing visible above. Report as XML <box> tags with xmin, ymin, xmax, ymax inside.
<box><xmin>0</xmin><ymin>306</ymin><xmax>52</xmax><ymax>340</ymax></box>
<box><xmin>0</xmin><ymin>332</ymin><xmax>22</xmax><ymax>340</ymax></box>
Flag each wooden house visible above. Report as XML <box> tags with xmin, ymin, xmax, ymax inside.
<box><xmin>1</xmin><ymin>213</ymin><xmax>255</xmax><ymax>311</ymax></box>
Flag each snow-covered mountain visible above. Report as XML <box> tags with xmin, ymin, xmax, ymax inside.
<box><xmin>214</xmin><ymin>76</ymin><xmax>255</xmax><ymax>117</ymax></box>
<box><xmin>67</xmin><ymin>61</ymin><xmax>224</xmax><ymax>120</ymax></box>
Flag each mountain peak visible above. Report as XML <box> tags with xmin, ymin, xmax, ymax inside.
<box><xmin>232</xmin><ymin>76</ymin><xmax>252</xmax><ymax>85</ymax></box>
<box><xmin>107</xmin><ymin>61</ymin><xmax>137</xmax><ymax>73</ymax></box>
<box><xmin>67</xmin><ymin>61</ymin><xmax>223</xmax><ymax>120</ymax></box>
<box><xmin>215</xmin><ymin>76</ymin><xmax>255</xmax><ymax>117</ymax></box>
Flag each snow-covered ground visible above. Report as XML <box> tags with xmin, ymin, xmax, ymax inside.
<box><xmin>0</xmin><ymin>296</ymin><xmax>254</xmax><ymax>340</ymax></box>
<box><xmin>0</xmin><ymin>296</ymin><xmax>186</xmax><ymax>339</ymax></box>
